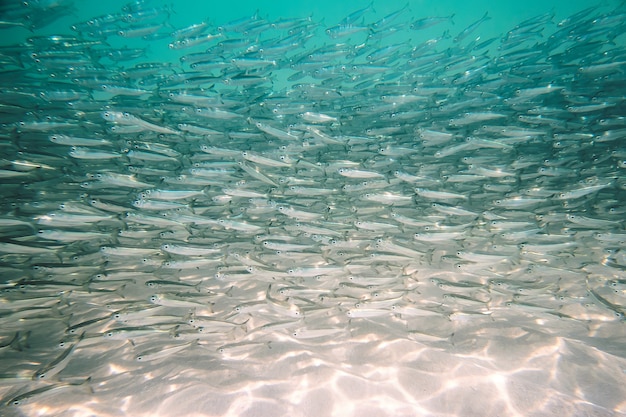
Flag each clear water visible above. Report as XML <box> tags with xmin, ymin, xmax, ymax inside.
<box><xmin>1</xmin><ymin>1</ymin><xmax>625</xmax><ymax>416</ymax></box>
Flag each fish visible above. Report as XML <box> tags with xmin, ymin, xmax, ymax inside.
<box><xmin>135</xmin><ymin>339</ymin><xmax>198</xmax><ymax>362</ymax></box>
<box><xmin>410</xmin><ymin>14</ymin><xmax>455</xmax><ymax>31</ymax></box>
<box><xmin>33</xmin><ymin>333</ymin><xmax>85</xmax><ymax>381</ymax></box>
<box><xmin>6</xmin><ymin>377</ymin><xmax>92</xmax><ymax>407</ymax></box>
<box><xmin>266</xmin><ymin>284</ymin><xmax>302</xmax><ymax>318</ymax></box>
<box><xmin>101</xmin><ymin>110</ymin><xmax>182</xmax><ymax>135</ymax></box>
<box><xmin>0</xmin><ymin>1</ymin><xmax>625</xmax><ymax>415</ymax></box>
<box><xmin>453</xmin><ymin>11</ymin><xmax>491</xmax><ymax>43</ymax></box>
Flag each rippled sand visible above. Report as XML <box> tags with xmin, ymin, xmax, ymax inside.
<box><xmin>2</xmin><ymin>285</ymin><xmax>625</xmax><ymax>417</ymax></box>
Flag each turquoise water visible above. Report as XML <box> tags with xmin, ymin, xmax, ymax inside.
<box><xmin>3</xmin><ymin>0</ymin><xmax>620</xmax><ymax>92</ymax></box>
<box><xmin>3</xmin><ymin>1</ymin><xmax>619</xmax><ymax>54</ymax></box>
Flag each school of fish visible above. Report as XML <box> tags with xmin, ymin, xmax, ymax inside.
<box><xmin>1</xmin><ymin>0</ymin><xmax>626</xmax><ymax>416</ymax></box>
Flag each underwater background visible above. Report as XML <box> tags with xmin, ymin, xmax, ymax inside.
<box><xmin>1</xmin><ymin>0</ymin><xmax>626</xmax><ymax>416</ymax></box>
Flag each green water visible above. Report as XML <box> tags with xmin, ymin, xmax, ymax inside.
<box><xmin>2</xmin><ymin>0</ymin><xmax>620</xmax><ymax>63</ymax></box>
